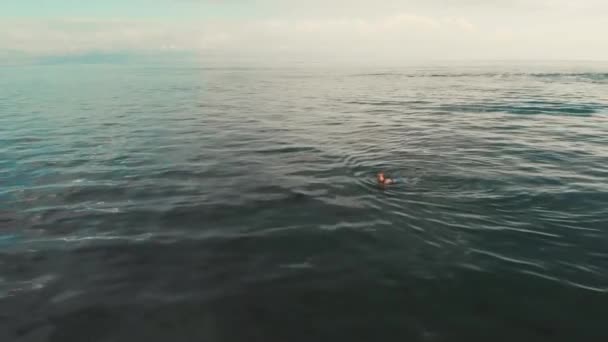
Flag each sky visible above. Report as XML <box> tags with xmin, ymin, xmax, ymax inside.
<box><xmin>1</xmin><ymin>0</ymin><xmax>607</xmax><ymax>64</ymax></box>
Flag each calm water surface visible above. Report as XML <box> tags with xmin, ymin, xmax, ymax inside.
<box><xmin>1</xmin><ymin>62</ymin><xmax>608</xmax><ymax>341</ymax></box>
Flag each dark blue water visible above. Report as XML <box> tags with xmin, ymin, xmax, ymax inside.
<box><xmin>1</xmin><ymin>62</ymin><xmax>608</xmax><ymax>341</ymax></box>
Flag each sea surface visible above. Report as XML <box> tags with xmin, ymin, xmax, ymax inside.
<box><xmin>1</xmin><ymin>61</ymin><xmax>608</xmax><ymax>341</ymax></box>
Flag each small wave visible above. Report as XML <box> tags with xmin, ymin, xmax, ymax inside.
<box><xmin>439</xmin><ymin>102</ymin><xmax>604</xmax><ymax>116</ymax></box>
<box><xmin>471</xmin><ymin>249</ymin><xmax>546</xmax><ymax>269</ymax></box>
<box><xmin>520</xmin><ymin>270</ymin><xmax>608</xmax><ymax>293</ymax></box>
<box><xmin>253</xmin><ymin>146</ymin><xmax>321</xmax><ymax>154</ymax></box>
<box><xmin>344</xmin><ymin>100</ymin><xmax>430</xmax><ymax>106</ymax></box>
<box><xmin>349</xmin><ymin>72</ymin><xmax>608</xmax><ymax>81</ymax></box>
<box><xmin>280</xmin><ymin>261</ymin><xmax>314</xmax><ymax>269</ymax></box>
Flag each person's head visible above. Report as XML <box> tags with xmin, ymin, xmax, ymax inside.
<box><xmin>377</xmin><ymin>172</ymin><xmax>385</xmax><ymax>182</ymax></box>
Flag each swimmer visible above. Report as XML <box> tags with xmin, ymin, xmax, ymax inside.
<box><xmin>377</xmin><ymin>171</ymin><xmax>395</xmax><ymax>185</ymax></box>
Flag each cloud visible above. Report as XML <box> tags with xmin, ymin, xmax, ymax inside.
<box><xmin>0</xmin><ymin>4</ymin><xmax>606</xmax><ymax>64</ymax></box>
<box><xmin>0</xmin><ymin>19</ymin><xmax>227</xmax><ymax>54</ymax></box>
<box><xmin>0</xmin><ymin>14</ymin><xmax>475</xmax><ymax>54</ymax></box>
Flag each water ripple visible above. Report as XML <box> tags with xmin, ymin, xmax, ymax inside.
<box><xmin>2</xmin><ymin>63</ymin><xmax>608</xmax><ymax>340</ymax></box>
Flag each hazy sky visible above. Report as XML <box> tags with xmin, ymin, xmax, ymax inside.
<box><xmin>1</xmin><ymin>1</ymin><xmax>607</xmax><ymax>63</ymax></box>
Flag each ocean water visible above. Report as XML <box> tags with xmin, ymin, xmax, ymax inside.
<box><xmin>1</xmin><ymin>62</ymin><xmax>607</xmax><ymax>341</ymax></box>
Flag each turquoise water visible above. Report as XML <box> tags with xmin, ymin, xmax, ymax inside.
<box><xmin>1</xmin><ymin>62</ymin><xmax>608</xmax><ymax>341</ymax></box>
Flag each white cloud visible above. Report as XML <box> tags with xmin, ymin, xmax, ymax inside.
<box><xmin>0</xmin><ymin>14</ymin><xmax>475</xmax><ymax>53</ymax></box>
<box><xmin>0</xmin><ymin>3</ymin><xmax>606</xmax><ymax>64</ymax></box>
